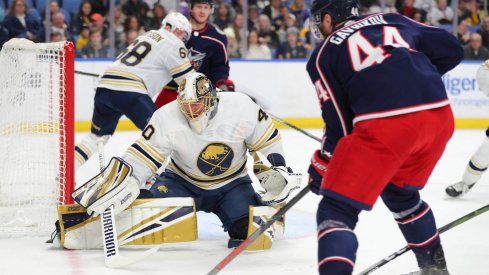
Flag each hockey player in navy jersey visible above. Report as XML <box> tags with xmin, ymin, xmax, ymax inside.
<box><xmin>155</xmin><ymin>0</ymin><xmax>235</xmax><ymax>107</ymax></box>
<box><xmin>306</xmin><ymin>0</ymin><xmax>463</xmax><ymax>274</ymax></box>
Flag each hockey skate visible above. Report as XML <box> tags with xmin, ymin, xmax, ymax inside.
<box><xmin>445</xmin><ymin>181</ymin><xmax>476</xmax><ymax>197</ymax></box>
<box><xmin>405</xmin><ymin>247</ymin><xmax>449</xmax><ymax>275</ymax></box>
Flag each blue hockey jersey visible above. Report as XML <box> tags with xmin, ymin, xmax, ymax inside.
<box><xmin>186</xmin><ymin>23</ymin><xmax>230</xmax><ymax>84</ymax></box>
<box><xmin>306</xmin><ymin>13</ymin><xmax>463</xmax><ymax>157</ymax></box>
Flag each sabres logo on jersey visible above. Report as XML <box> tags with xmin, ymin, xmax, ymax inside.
<box><xmin>188</xmin><ymin>47</ymin><xmax>206</xmax><ymax>71</ymax></box>
<box><xmin>197</xmin><ymin>143</ymin><xmax>234</xmax><ymax>176</ymax></box>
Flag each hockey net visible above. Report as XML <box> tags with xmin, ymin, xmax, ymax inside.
<box><xmin>0</xmin><ymin>39</ymin><xmax>74</xmax><ymax>236</ymax></box>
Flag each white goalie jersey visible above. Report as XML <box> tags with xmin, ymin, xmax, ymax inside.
<box><xmin>123</xmin><ymin>92</ymin><xmax>284</xmax><ymax>189</ymax></box>
<box><xmin>98</xmin><ymin>29</ymin><xmax>194</xmax><ymax>97</ymax></box>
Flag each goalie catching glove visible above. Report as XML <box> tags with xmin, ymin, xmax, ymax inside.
<box><xmin>253</xmin><ymin>153</ymin><xmax>301</xmax><ymax>205</ymax></box>
<box><xmin>71</xmin><ymin>157</ymin><xmax>140</xmax><ymax>216</ymax></box>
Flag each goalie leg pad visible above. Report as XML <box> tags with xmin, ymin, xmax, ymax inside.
<box><xmin>245</xmin><ymin>205</ymin><xmax>285</xmax><ymax>251</ymax></box>
<box><xmin>57</xmin><ymin>198</ymin><xmax>197</xmax><ymax>249</ymax></box>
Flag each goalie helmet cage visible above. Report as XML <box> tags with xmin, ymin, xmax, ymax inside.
<box><xmin>0</xmin><ymin>39</ymin><xmax>74</xmax><ymax>236</ymax></box>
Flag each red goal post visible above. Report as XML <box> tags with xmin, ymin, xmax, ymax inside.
<box><xmin>0</xmin><ymin>39</ymin><xmax>74</xmax><ymax>235</ymax></box>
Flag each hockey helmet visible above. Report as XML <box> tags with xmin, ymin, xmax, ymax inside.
<box><xmin>177</xmin><ymin>72</ymin><xmax>218</xmax><ymax>133</ymax></box>
<box><xmin>310</xmin><ymin>0</ymin><xmax>359</xmax><ymax>37</ymax></box>
<box><xmin>161</xmin><ymin>12</ymin><xmax>192</xmax><ymax>42</ymax></box>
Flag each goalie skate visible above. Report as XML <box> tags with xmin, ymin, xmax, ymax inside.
<box><xmin>445</xmin><ymin>181</ymin><xmax>476</xmax><ymax>197</ymax></box>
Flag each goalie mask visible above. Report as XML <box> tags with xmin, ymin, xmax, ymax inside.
<box><xmin>177</xmin><ymin>72</ymin><xmax>218</xmax><ymax>133</ymax></box>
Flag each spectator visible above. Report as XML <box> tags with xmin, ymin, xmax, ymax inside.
<box><xmin>75</xmin><ymin>23</ymin><xmax>90</xmax><ymax>51</ymax></box>
<box><xmin>38</xmin><ymin>11</ymin><xmax>71</xmax><ymax>42</ymax></box>
<box><xmin>414</xmin><ymin>0</ymin><xmax>436</xmax><ymax>12</ymax></box>
<box><xmin>413</xmin><ymin>9</ymin><xmax>429</xmax><ymax>24</ymax></box>
<box><xmin>224</xmin><ymin>13</ymin><xmax>246</xmax><ymax>54</ymax></box>
<box><xmin>122</xmin><ymin>0</ymin><xmax>149</xmax><ymax>20</ymax></box>
<box><xmin>70</xmin><ymin>0</ymin><xmax>92</xmax><ymax>36</ymax></box>
<box><xmin>42</xmin><ymin>1</ymin><xmax>70</xmax><ymax>25</ymax></box>
<box><xmin>277</xmin><ymin>13</ymin><xmax>298</xmax><ymax>44</ymax></box>
<box><xmin>457</xmin><ymin>21</ymin><xmax>471</xmax><ymax>45</ymax></box>
<box><xmin>124</xmin><ymin>15</ymin><xmax>145</xmax><ymax>36</ymax></box>
<box><xmin>214</xmin><ymin>3</ymin><xmax>234</xmax><ymax>30</ymax></box>
<box><xmin>478</xmin><ymin>16</ymin><xmax>489</xmax><ymax>48</ymax></box>
<box><xmin>86</xmin><ymin>0</ymin><xmax>106</xmax><ymax>16</ymax></box>
<box><xmin>463</xmin><ymin>33</ymin><xmax>489</xmax><ymax>60</ymax></box>
<box><xmin>458</xmin><ymin>0</ymin><xmax>480</xmax><ymax>26</ymax></box>
<box><xmin>276</xmin><ymin>27</ymin><xmax>307</xmax><ymax>59</ymax></box>
<box><xmin>247</xmin><ymin>4</ymin><xmax>259</xmax><ymax>30</ymax></box>
<box><xmin>273</xmin><ymin>4</ymin><xmax>290</xmax><ymax>31</ymax></box>
<box><xmin>231</xmin><ymin>0</ymin><xmax>247</xmax><ymax>14</ymax></box>
<box><xmin>262</xmin><ymin>0</ymin><xmax>282</xmax><ymax>23</ymax></box>
<box><xmin>245</xmin><ymin>29</ymin><xmax>272</xmax><ymax>59</ymax></box>
<box><xmin>90</xmin><ymin>12</ymin><xmax>108</xmax><ymax>40</ymax></box>
<box><xmin>2</xmin><ymin>0</ymin><xmax>41</xmax><ymax>41</ymax></box>
<box><xmin>115</xmin><ymin>29</ymin><xmax>137</xmax><ymax>57</ymax></box>
<box><xmin>50</xmin><ymin>31</ymin><xmax>63</xmax><ymax>42</ymax></box>
<box><xmin>290</xmin><ymin>0</ymin><xmax>310</xmax><ymax>28</ymax></box>
<box><xmin>223</xmin><ymin>27</ymin><xmax>241</xmax><ymax>58</ymax></box>
<box><xmin>80</xmin><ymin>30</ymin><xmax>109</xmax><ymax>58</ymax></box>
<box><xmin>400</xmin><ymin>0</ymin><xmax>419</xmax><ymax>19</ymax></box>
<box><xmin>256</xmin><ymin>14</ymin><xmax>280</xmax><ymax>52</ymax></box>
<box><xmin>427</xmin><ymin>0</ymin><xmax>454</xmax><ymax>26</ymax></box>
<box><xmin>145</xmin><ymin>3</ymin><xmax>166</xmax><ymax>30</ymax></box>
<box><xmin>369</xmin><ymin>0</ymin><xmax>397</xmax><ymax>13</ymax></box>
<box><xmin>113</xmin><ymin>5</ymin><xmax>126</xmax><ymax>50</ymax></box>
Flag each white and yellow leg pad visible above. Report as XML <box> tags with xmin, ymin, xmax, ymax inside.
<box><xmin>57</xmin><ymin>198</ymin><xmax>197</xmax><ymax>249</ymax></box>
<box><xmin>246</xmin><ymin>205</ymin><xmax>285</xmax><ymax>251</ymax></box>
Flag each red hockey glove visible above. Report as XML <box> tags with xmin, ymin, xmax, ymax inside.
<box><xmin>307</xmin><ymin>150</ymin><xmax>330</xmax><ymax>195</ymax></box>
<box><xmin>216</xmin><ymin>79</ymin><xmax>235</xmax><ymax>92</ymax></box>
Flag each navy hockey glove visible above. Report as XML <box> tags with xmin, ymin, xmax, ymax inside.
<box><xmin>308</xmin><ymin>150</ymin><xmax>329</xmax><ymax>195</ymax></box>
<box><xmin>216</xmin><ymin>79</ymin><xmax>235</xmax><ymax>92</ymax></box>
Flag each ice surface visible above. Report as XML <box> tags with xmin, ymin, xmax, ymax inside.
<box><xmin>1</xmin><ymin>129</ymin><xmax>487</xmax><ymax>275</ymax></box>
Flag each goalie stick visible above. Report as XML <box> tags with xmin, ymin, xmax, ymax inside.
<box><xmin>96</xmin><ymin>140</ymin><xmax>159</xmax><ymax>268</ymax></box>
<box><xmin>206</xmin><ymin>185</ymin><xmax>311</xmax><ymax>275</ymax></box>
<box><xmin>358</xmin><ymin>202</ymin><xmax>489</xmax><ymax>275</ymax></box>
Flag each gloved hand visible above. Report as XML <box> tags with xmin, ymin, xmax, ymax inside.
<box><xmin>254</xmin><ymin>163</ymin><xmax>301</xmax><ymax>205</ymax></box>
<box><xmin>307</xmin><ymin>150</ymin><xmax>330</xmax><ymax>195</ymax></box>
<box><xmin>216</xmin><ymin>79</ymin><xmax>235</xmax><ymax>92</ymax></box>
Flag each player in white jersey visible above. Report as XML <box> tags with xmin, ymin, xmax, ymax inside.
<box><xmin>446</xmin><ymin>60</ymin><xmax>489</xmax><ymax>197</ymax></box>
<box><xmin>74</xmin><ymin>12</ymin><xmax>195</xmax><ymax>171</ymax></box>
<box><xmin>73</xmin><ymin>72</ymin><xmax>301</xmax><ymax>248</ymax></box>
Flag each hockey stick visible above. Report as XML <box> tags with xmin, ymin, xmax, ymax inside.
<box><xmin>206</xmin><ymin>185</ymin><xmax>311</xmax><ymax>275</ymax></box>
<box><xmin>96</xmin><ymin>140</ymin><xmax>159</xmax><ymax>268</ymax></box>
<box><xmin>268</xmin><ymin>113</ymin><xmax>322</xmax><ymax>143</ymax></box>
<box><xmin>75</xmin><ymin>70</ymin><xmax>99</xmax><ymax>78</ymax></box>
<box><xmin>358</xmin><ymin>202</ymin><xmax>489</xmax><ymax>275</ymax></box>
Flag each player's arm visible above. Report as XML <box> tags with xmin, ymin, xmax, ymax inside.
<box><xmin>404</xmin><ymin>15</ymin><xmax>464</xmax><ymax>75</ymax></box>
<box><xmin>122</xmin><ymin>115</ymin><xmax>171</xmax><ymax>185</ymax></box>
<box><xmin>245</xmin><ymin>102</ymin><xmax>301</xmax><ymax>205</ymax></box>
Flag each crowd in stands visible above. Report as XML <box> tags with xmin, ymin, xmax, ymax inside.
<box><xmin>1</xmin><ymin>0</ymin><xmax>489</xmax><ymax>60</ymax></box>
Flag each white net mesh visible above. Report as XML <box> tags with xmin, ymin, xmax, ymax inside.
<box><xmin>0</xmin><ymin>39</ymin><xmax>73</xmax><ymax>236</ymax></box>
